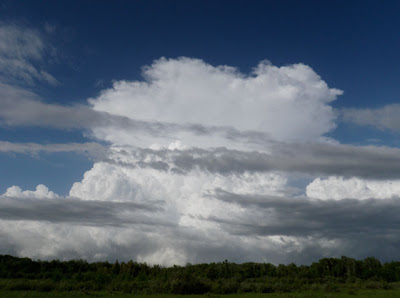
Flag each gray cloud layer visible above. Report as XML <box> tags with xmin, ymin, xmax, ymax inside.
<box><xmin>204</xmin><ymin>190</ymin><xmax>400</xmax><ymax>263</ymax></box>
<box><xmin>0</xmin><ymin>81</ymin><xmax>275</xmax><ymax>147</ymax></box>
<box><xmin>0</xmin><ymin>196</ymin><xmax>167</xmax><ymax>227</ymax></box>
<box><xmin>4</xmin><ymin>138</ymin><xmax>400</xmax><ymax>180</ymax></box>
<box><xmin>211</xmin><ymin>189</ymin><xmax>400</xmax><ymax>238</ymax></box>
<box><xmin>0</xmin><ymin>83</ymin><xmax>108</xmax><ymax>129</ymax></box>
<box><xmin>2</xmin><ymin>192</ymin><xmax>400</xmax><ymax>264</ymax></box>
<box><xmin>105</xmin><ymin>143</ymin><xmax>400</xmax><ymax>179</ymax></box>
<box><xmin>342</xmin><ymin>104</ymin><xmax>400</xmax><ymax>132</ymax></box>
<box><xmin>0</xmin><ymin>141</ymin><xmax>106</xmax><ymax>159</ymax></box>
<box><xmin>207</xmin><ymin>190</ymin><xmax>400</xmax><ymax>263</ymax></box>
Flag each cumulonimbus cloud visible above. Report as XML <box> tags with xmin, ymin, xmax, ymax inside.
<box><xmin>3</xmin><ymin>55</ymin><xmax>400</xmax><ymax>266</ymax></box>
<box><xmin>89</xmin><ymin>57</ymin><xmax>342</xmax><ymax>146</ymax></box>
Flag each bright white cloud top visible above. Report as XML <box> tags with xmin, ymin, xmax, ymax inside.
<box><xmin>4</xmin><ymin>184</ymin><xmax>60</xmax><ymax>199</ymax></box>
<box><xmin>1</xmin><ymin>22</ymin><xmax>400</xmax><ymax>265</ymax></box>
<box><xmin>307</xmin><ymin>176</ymin><xmax>400</xmax><ymax>200</ymax></box>
<box><xmin>90</xmin><ymin>57</ymin><xmax>342</xmax><ymax>146</ymax></box>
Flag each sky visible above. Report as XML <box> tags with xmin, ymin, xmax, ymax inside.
<box><xmin>1</xmin><ymin>0</ymin><xmax>400</xmax><ymax>266</ymax></box>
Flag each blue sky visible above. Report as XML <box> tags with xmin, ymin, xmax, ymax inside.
<box><xmin>2</xmin><ymin>0</ymin><xmax>400</xmax><ymax>194</ymax></box>
<box><xmin>4</xmin><ymin>0</ymin><xmax>400</xmax><ymax>105</ymax></box>
<box><xmin>1</xmin><ymin>1</ymin><xmax>400</xmax><ymax>265</ymax></box>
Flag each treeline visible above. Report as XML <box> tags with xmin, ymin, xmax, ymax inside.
<box><xmin>1</xmin><ymin>255</ymin><xmax>400</xmax><ymax>294</ymax></box>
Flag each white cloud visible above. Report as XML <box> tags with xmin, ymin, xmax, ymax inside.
<box><xmin>64</xmin><ymin>146</ymin><xmax>295</xmax><ymax>265</ymax></box>
<box><xmin>7</xmin><ymin>56</ymin><xmax>400</xmax><ymax>265</ymax></box>
<box><xmin>90</xmin><ymin>57</ymin><xmax>342</xmax><ymax>146</ymax></box>
<box><xmin>4</xmin><ymin>182</ymin><xmax>400</xmax><ymax>265</ymax></box>
<box><xmin>306</xmin><ymin>176</ymin><xmax>400</xmax><ymax>200</ymax></box>
<box><xmin>0</xmin><ymin>168</ymin><xmax>297</xmax><ymax>266</ymax></box>
<box><xmin>69</xmin><ymin>150</ymin><xmax>288</xmax><ymax>229</ymax></box>
<box><xmin>0</xmin><ymin>219</ymin><xmax>306</xmax><ymax>265</ymax></box>
<box><xmin>4</xmin><ymin>184</ymin><xmax>60</xmax><ymax>199</ymax></box>
<box><xmin>0</xmin><ymin>57</ymin><xmax>342</xmax><ymax>150</ymax></box>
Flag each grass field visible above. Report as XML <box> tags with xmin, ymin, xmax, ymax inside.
<box><xmin>1</xmin><ymin>290</ymin><xmax>400</xmax><ymax>297</ymax></box>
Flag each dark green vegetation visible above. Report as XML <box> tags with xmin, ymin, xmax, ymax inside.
<box><xmin>2</xmin><ymin>291</ymin><xmax>400</xmax><ymax>298</ymax></box>
<box><xmin>1</xmin><ymin>255</ymin><xmax>400</xmax><ymax>296</ymax></box>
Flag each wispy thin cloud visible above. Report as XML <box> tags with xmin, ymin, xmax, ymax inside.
<box><xmin>0</xmin><ymin>141</ymin><xmax>107</xmax><ymax>161</ymax></box>
<box><xmin>0</xmin><ymin>23</ymin><xmax>58</xmax><ymax>86</ymax></box>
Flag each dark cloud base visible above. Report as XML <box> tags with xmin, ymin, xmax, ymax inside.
<box><xmin>0</xmin><ymin>196</ymin><xmax>167</xmax><ymax>227</ymax></box>
<box><xmin>2</xmin><ymin>193</ymin><xmax>400</xmax><ymax>264</ymax></box>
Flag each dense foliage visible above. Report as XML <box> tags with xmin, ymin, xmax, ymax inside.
<box><xmin>1</xmin><ymin>255</ymin><xmax>399</xmax><ymax>294</ymax></box>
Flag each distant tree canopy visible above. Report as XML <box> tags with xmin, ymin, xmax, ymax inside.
<box><xmin>0</xmin><ymin>254</ymin><xmax>399</xmax><ymax>294</ymax></box>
